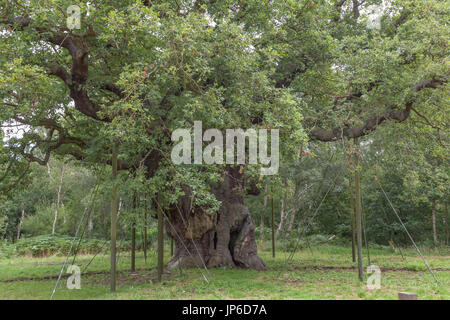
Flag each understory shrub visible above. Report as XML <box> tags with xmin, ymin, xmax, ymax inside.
<box><xmin>14</xmin><ymin>234</ymin><xmax>107</xmax><ymax>257</ymax></box>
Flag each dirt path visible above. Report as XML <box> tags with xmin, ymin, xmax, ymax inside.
<box><xmin>0</xmin><ymin>266</ymin><xmax>155</xmax><ymax>283</ymax></box>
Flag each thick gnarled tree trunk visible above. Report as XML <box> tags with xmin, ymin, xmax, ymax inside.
<box><xmin>165</xmin><ymin>167</ymin><xmax>265</xmax><ymax>271</ymax></box>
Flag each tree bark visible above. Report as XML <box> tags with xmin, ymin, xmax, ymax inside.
<box><xmin>285</xmin><ymin>207</ymin><xmax>295</xmax><ymax>238</ymax></box>
<box><xmin>165</xmin><ymin>166</ymin><xmax>265</xmax><ymax>271</ymax></box>
<box><xmin>352</xmin><ymin>0</ymin><xmax>361</xmax><ymax>19</ymax></box>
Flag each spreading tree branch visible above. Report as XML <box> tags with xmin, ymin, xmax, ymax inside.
<box><xmin>1</xmin><ymin>15</ymin><xmax>108</xmax><ymax>122</ymax></box>
<box><xmin>309</xmin><ymin>78</ymin><xmax>447</xmax><ymax>141</ymax></box>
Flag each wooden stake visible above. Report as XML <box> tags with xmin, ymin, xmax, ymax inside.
<box><xmin>110</xmin><ymin>140</ymin><xmax>119</xmax><ymax>292</ymax></box>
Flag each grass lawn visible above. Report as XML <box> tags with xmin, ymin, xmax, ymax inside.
<box><xmin>0</xmin><ymin>244</ymin><xmax>448</xmax><ymax>300</ymax></box>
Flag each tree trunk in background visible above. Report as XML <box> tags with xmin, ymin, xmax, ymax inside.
<box><xmin>16</xmin><ymin>201</ymin><xmax>25</xmax><ymax>241</ymax></box>
<box><xmin>432</xmin><ymin>199</ymin><xmax>438</xmax><ymax>246</ymax></box>
<box><xmin>117</xmin><ymin>198</ymin><xmax>123</xmax><ymax>219</ymax></box>
<box><xmin>285</xmin><ymin>207</ymin><xmax>295</xmax><ymax>238</ymax></box>
<box><xmin>260</xmin><ymin>184</ymin><xmax>267</xmax><ymax>248</ymax></box>
<box><xmin>88</xmin><ymin>203</ymin><xmax>94</xmax><ymax>237</ymax></box>
<box><xmin>352</xmin><ymin>0</ymin><xmax>361</xmax><ymax>19</ymax></box>
<box><xmin>275</xmin><ymin>189</ymin><xmax>287</xmax><ymax>239</ymax></box>
<box><xmin>285</xmin><ymin>184</ymin><xmax>300</xmax><ymax>238</ymax></box>
<box><xmin>52</xmin><ymin>163</ymin><xmax>65</xmax><ymax>235</ymax></box>
<box><xmin>62</xmin><ymin>203</ymin><xmax>66</xmax><ymax>224</ymax></box>
<box><xmin>165</xmin><ymin>167</ymin><xmax>265</xmax><ymax>271</ymax></box>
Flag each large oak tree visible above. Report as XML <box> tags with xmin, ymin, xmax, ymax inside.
<box><xmin>1</xmin><ymin>0</ymin><xmax>447</xmax><ymax>269</ymax></box>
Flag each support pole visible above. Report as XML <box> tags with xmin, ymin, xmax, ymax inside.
<box><xmin>347</xmin><ymin>145</ymin><xmax>356</xmax><ymax>263</ymax></box>
<box><xmin>446</xmin><ymin>202</ymin><xmax>449</xmax><ymax>246</ymax></box>
<box><xmin>110</xmin><ymin>140</ymin><xmax>119</xmax><ymax>292</ymax></box>
<box><xmin>143</xmin><ymin>196</ymin><xmax>147</xmax><ymax>264</ymax></box>
<box><xmin>131</xmin><ymin>223</ymin><xmax>136</xmax><ymax>272</ymax></box>
<box><xmin>349</xmin><ymin>176</ymin><xmax>356</xmax><ymax>263</ymax></box>
<box><xmin>131</xmin><ymin>194</ymin><xmax>136</xmax><ymax>272</ymax></box>
<box><xmin>261</xmin><ymin>184</ymin><xmax>267</xmax><ymax>249</ymax></box>
<box><xmin>362</xmin><ymin>198</ymin><xmax>371</xmax><ymax>265</ymax></box>
<box><xmin>157</xmin><ymin>195</ymin><xmax>164</xmax><ymax>282</ymax></box>
<box><xmin>271</xmin><ymin>185</ymin><xmax>275</xmax><ymax>258</ymax></box>
<box><xmin>354</xmin><ymin>138</ymin><xmax>363</xmax><ymax>282</ymax></box>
